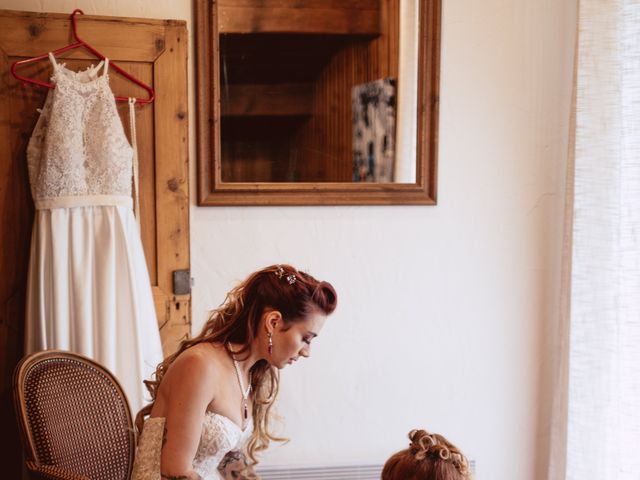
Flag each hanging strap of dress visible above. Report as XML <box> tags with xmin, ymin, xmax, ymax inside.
<box><xmin>128</xmin><ymin>97</ymin><xmax>141</xmax><ymax>229</ymax></box>
<box><xmin>47</xmin><ymin>52</ymin><xmax>58</xmax><ymax>69</ymax></box>
<box><xmin>47</xmin><ymin>52</ymin><xmax>105</xmax><ymax>78</ymax></box>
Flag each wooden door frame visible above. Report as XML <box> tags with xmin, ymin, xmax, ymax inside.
<box><xmin>0</xmin><ymin>9</ymin><xmax>190</xmax><ymax>476</ymax></box>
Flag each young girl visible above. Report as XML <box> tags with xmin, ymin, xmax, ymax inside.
<box><xmin>131</xmin><ymin>264</ymin><xmax>337</xmax><ymax>480</ymax></box>
<box><xmin>382</xmin><ymin>429</ymin><xmax>472</xmax><ymax>480</ymax></box>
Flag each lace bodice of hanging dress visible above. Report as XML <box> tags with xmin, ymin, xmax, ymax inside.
<box><xmin>28</xmin><ymin>58</ymin><xmax>133</xmax><ymax>203</ymax></box>
<box><xmin>25</xmin><ymin>54</ymin><xmax>163</xmax><ymax>412</ymax></box>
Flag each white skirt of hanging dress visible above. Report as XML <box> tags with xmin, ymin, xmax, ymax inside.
<box><xmin>24</xmin><ymin>55</ymin><xmax>163</xmax><ymax>413</ymax></box>
<box><xmin>25</xmin><ymin>202</ymin><xmax>161</xmax><ymax>411</ymax></box>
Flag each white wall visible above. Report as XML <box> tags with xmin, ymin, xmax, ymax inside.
<box><xmin>2</xmin><ymin>0</ymin><xmax>577</xmax><ymax>478</ymax></box>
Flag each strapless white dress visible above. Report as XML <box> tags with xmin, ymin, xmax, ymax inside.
<box><xmin>131</xmin><ymin>412</ymin><xmax>253</xmax><ymax>480</ymax></box>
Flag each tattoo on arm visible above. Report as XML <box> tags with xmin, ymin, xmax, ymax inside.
<box><xmin>217</xmin><ymin>450</ymin><xmax>257</xmax><ymax>479</ymax></box>
<box><xmin>159</xmin><ymin>427</ymin><xmax>203</xmax><ymax>480</ymax></box>
<box><xmin>217</xmin><ymin>450</ymin><xmax>243</xmax><ymax>471</ymax></box>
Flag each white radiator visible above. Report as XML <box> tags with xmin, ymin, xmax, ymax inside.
<box><xmin>257</xmin><ymin>460</ymin><xmax>475</xmax><ymax>479</ymax></box>
<box><xmin>257</xmin><ymin>464</ymin><xmax>383</xmax><ymax>480</ymax></box>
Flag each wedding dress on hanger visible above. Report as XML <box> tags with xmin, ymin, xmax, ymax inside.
<box><xmin>25</xmin><ymin>53</ymin><xmax>163</xmax><ymax>412</ymax></box>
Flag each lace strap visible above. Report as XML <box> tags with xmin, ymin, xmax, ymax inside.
<box><xmin>103</xmin><ymin>58</ymin><xmax>110</xmax><ymax>76</ymax></box>
<box><xmin>48</xmin><ymin>52</ymin><xmax>58</xmax><ymax>69</ymax></box>
<box><xmin>128</xmin><ymin>97</ymin><xmax>141</xmax><ymax>228</ymax></box>
<box><xmin>88</xmin><ymin>60</ymin><xmax>104</xmax><ymax>80</ymax></box>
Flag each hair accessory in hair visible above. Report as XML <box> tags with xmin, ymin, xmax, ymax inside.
<box><xmin>275</xmin><ymin>265</ymin><xmax>285</xmax><ymax>279</ymax></box>
<box><xmin>406</xmin><ymin>429</ymin><xmax>471</xmax><ymax>478</ymax></box>
<box><xmin>275</xmin><ymin>265</ymin><xmax>297</xmax><ymax>284</ymax></box>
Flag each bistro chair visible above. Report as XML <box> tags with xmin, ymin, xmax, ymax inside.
<box><xmin>13</xmin><ymin>350</ymin><xmax>135</xmax><ymax>480</ymax></box>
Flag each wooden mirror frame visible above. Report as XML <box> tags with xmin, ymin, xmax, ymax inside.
<box><xmin>195</xmin><ymin>0</ymin><xmax>441</xmax><ymax>206</ymax></box>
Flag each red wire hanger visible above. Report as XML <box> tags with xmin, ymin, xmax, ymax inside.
<box><xmin>10</xmin><ymin>9</ymin><xmax>154</xmax><ymax>105</ymax></box>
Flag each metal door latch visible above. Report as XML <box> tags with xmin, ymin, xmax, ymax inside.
<box><xmin>172</xmin><ymin>269</ymin><xmax>191</xmax><ymax>295</ymax></box>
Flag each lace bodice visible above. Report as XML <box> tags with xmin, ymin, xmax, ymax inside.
<box><xmin>193</xmin><ymin>412</ymin><xmax>254</xmax><ymax>476</ymax></box>
<box><xmin>131</xmin><ymin>412</ymin><xmax>253</xmax><ymax>480</ymax></box>
<box><xmin>27</xmin><ymin>55</ymin><xmax>134</xmax><ymax>205</ymax></box>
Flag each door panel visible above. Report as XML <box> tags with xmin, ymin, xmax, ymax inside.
<box><xmin>0</xmin><ymin>10</ymin><xmax>190</xmax><ymax>477</ymax></box>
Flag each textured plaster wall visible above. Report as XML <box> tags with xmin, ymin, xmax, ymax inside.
<box><xmin>2</xmin><ymin>0</ymin><xmax>577</xmax><ymax>478</ymax></box>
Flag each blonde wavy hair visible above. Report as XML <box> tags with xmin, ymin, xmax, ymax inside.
<box><xmin>136</xmin><ymin>264</ymin><xmax>337</xmax><ymax>470</ymax></box>
<box><xmin>382</xmin><ymin>429</ymin><xmax>472</xmax><ymax>480</ymax></box>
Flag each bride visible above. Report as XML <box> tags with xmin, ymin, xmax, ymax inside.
<box><xmin>131</xmin><ymin>264</ymin><xmax>338</xmax><ymax>480</ymax></box>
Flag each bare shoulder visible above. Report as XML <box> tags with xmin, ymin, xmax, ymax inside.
<box><xmin>171</xmin><ymin>344</ymin><xmax>218</xmax><ymax>379</ymax></box>
<box><xmin>161</xmin><ymin>344</ymin><xmax>222</xmax><ymax>398</ymax></box>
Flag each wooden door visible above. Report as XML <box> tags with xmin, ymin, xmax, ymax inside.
<box><xmin>0</xmin><ymin>10</ymin><xmax>190</xmax><ymax>477</ymax></box>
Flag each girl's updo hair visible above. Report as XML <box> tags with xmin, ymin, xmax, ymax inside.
<box><xmin>382</xmin><ymin>429</ymin><xmax>471</xmax><ymax>480</ymax></box>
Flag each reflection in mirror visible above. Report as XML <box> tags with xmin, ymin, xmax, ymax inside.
<box><xmin>195</xmin><ymin>0</ymin><xmax>440</xmax><ymax>205</ymax></box>
<box><xmin>217</xmin><ymin>1</ymin><xmax>418</xmax><ymax>184</ymax></box>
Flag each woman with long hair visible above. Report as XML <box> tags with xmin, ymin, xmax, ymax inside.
<box><xmin>131</xmin><ymin>264</ymin><xmax>337</xmax><ymax>480</ymax></box>
<box><xmin>382</xmin><ymin>429</ymin><xmax>472</xmax><ymax>480</ymax></box>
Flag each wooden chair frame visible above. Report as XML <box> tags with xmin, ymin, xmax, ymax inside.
<box><xmin>13</xmin><ymin>350</ymin><xmax>135</xmax><ymax>480</ymax></box>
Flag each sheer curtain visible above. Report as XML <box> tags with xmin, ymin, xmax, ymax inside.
<box><xmin>549</xmin><ymin>1</ymin><xmax>640</xmax><ymax>479</ymax></box>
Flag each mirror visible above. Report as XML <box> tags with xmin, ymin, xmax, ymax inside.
<box><xmin>195</xmin><ymin>0</ymin><xmax>440</xmax><ymax>205</ymax></box>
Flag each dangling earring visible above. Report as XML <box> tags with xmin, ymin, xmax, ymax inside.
<box><xmin>267</xmin><ymin>332</ymin><xmax>273</xmax><ymax>356</ymax></box>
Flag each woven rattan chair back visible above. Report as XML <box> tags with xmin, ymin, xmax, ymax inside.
<box><xmin>13</xmin><ymin>350</ymin><xmax>135</xmax><ymax>480</ymax></box>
